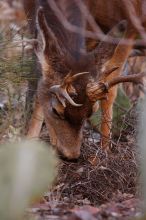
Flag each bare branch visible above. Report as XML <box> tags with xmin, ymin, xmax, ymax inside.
<box><xmin>47</xmin><ymin>0</ymin><xmax>146</xmax><ymax>47</ymax></box>
<box><xmin>74</xmin><ymin>0</ymin><xmax>104</xmax><ymax>37</ymax></box>
<box><xmin>122</xmin><ymin>0</ymin><xmax>146</xmax><ymax>42</ymax></box>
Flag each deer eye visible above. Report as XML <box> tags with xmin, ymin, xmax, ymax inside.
<box><xmin>52</xmin><ymin>107</ymin><xmax>65</xmax><ymax>120</ymax></box>
<box><xmin>52</xmin><ymin>107</ymin><xmax>60</xmax><ymax>117</ymax></box>
<box><xmin>51</xmin><ymin>97</ymin><xmax>65</xmax><ymax>120</ymax></box>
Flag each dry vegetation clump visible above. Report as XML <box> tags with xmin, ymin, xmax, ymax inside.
<box><xmin>34</xmin><ymin>103</ymin><xmax>142</xmax><ymax>219</ymax></box>
<box><xmin>40</xmin><ymin>103</ymin><xmax>140</xmax><ymax>207</ymax></box>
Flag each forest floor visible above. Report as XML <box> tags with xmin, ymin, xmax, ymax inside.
<box><xmin>28</xmin><ymin>103</ymin><xmax>142</xmax><ymax>220</ymax></box>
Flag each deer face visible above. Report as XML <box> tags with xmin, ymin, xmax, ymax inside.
<box><xmin>42</xmin><ymin>98</ymin><xmax>85</xmax><ymax>160</ymax></box>
<box><xmin>37</xmin><ymin>54</ymin><xmax>94</xmax><ymax>159</ymax></box>
<box><xmin>34</xmin><ymin>5</ymin><xmax>98</xmax><ymax>159</ymax></box>
<box><xmin>35</xmin><ymin>5</ymin><xmax>128</xmax><ymax>159</ymax></box>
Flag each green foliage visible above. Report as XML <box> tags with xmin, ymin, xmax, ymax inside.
<box><xmin>0</xmin><ymin>56</ymin><xmax>34</xmax><ymax>79</ymax></box>
<box><xmin>0</xmin><ymin>34</ymin><xmax>36</xmax><ymax>139</ymax></box>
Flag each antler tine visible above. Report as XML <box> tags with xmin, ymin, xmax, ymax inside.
<box><xmin>101</xmin><ymin>66</ymin><xmax>119</xmax><ymax>77</ymax></box>
<box><xmin>49</xmin><ymin>71</ymin><xmax>89</xmax><ymax>107</ymax></box>
<box><xmin>107</xmin><ymin>71</ymin><xmax>146</xmax><ymax>88</ymax></box>
<box><xmin>70</xmin><ymin>71</ymin><xmax>89</xmax><ymax>80</ymax></box>
<box><xmin>49</xmin><ymin>85</ymin><xmax>82</xmax><ymax>107</ymax></box>
<box><xmin>62</xmin><ymin>71</ymin><xmax>89</xmax><ymax>87</ymax></box>
<box><xmin>87</xmin><ymin>72</ymin><xmax>146</xmax><ymax>102</ymax></box>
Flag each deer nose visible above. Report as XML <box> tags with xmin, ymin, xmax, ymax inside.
<box><xmin>58</xmin><ymin>148</ymin><xmax>80</xmax><ymax>160</ymax></box>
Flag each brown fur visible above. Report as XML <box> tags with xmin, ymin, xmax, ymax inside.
<box><xmin>24</xmin><ymin>0</ymin><xmax>145</xmax><ymax>159</ymax></box>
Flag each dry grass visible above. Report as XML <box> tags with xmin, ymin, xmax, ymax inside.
<box><xmin>40</xmin><ymin>104</ymin><xmax>140</xmax><ymax>207</ymax></box>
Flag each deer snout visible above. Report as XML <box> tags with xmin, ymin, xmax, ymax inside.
<box><xmin>58</xmin><ymin>147</ymin><xmax>81</xmax><ymax>160</ymax></box>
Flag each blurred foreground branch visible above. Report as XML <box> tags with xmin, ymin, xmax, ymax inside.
<box><xmin>47</xmin><ymin>0</ymin><xmax>146</xmax><ymax>46</ymax></box>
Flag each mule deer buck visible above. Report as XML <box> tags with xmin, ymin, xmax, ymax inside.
<box><xmin>23</xmin><ymin>0</ymin><xmax>145</xmax><ymax>159</ymax></box>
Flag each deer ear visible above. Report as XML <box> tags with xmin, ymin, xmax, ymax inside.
<box><xmin>95</xmin><ymin>20</ymin><xmax>127</xmax><ymax>54</ymax></box>
<box><xmin>36</xmin><ymin>7</ymin><xmax>61</xmax><ymax>56</ymax></box>
<box><xmin>94</xmin><ymin>21</ymin><xmax>127</xmax><ymax>69</ymax></box>
<box><xmin>35</xmin><ymin>7</ymin><xmax>63</xmax><ymax>76</ymax></box>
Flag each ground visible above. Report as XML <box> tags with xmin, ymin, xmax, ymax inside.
<box><xmin>29</xmin><ymin>101</ymin><xmax>142</xmax><ymax>220</ymax></box>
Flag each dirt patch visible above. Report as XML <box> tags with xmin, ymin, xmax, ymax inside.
<box><xmin>29</xmin><ymin>188</ymin><xmax>141</xmax><ymax>220</ymax></box>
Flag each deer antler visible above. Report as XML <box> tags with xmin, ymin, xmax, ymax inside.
<box><xmin>101</xmin><ymin>66</ymin><xmax>119</xmax><ymax>77</ymax></box>
<box><xmin>87</xmin><ymin>72</ymin><xmax>146</xmax><ymax>102</ymax></box>
<box><xmin>49</xmin><ymin>71</ymin><xmax>89</xmax><ymax>107</ymax></box>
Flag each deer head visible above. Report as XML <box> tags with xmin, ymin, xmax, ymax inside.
<box><xmin>34</xmin><ymin>1</ymin><xmax>140</xmax><ymax>160</ymax></box>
